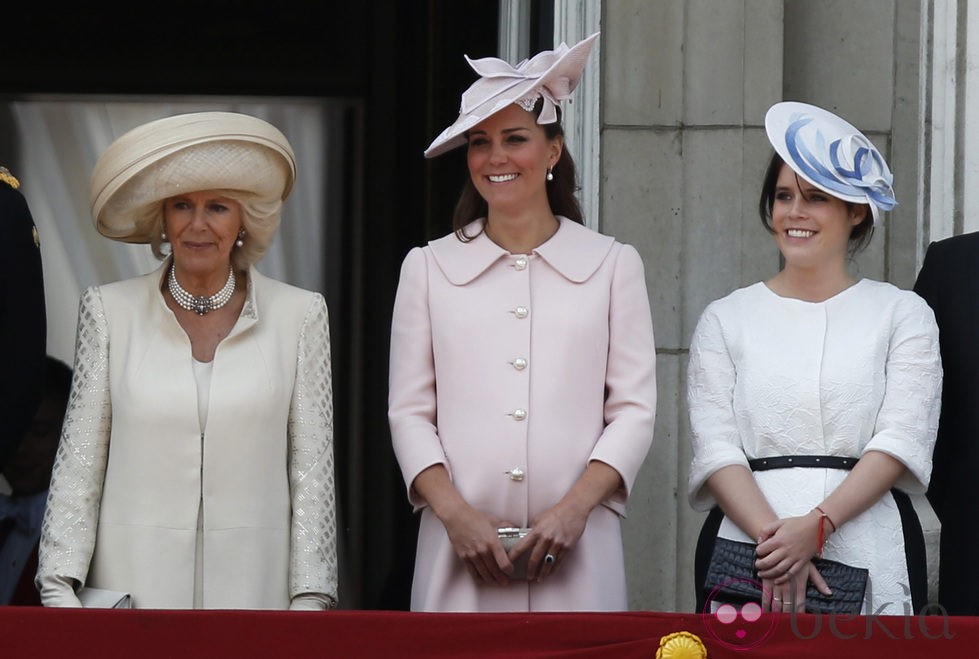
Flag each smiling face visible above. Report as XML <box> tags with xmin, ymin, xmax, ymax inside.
<box><xmin>164</xmin><ymin>190</ymin><xmax>243</xmax><ymax>283</ymax></box>
<box><xmin>466</xmin><ymin>103</ymin><xmax>562</xmax><ymax>217</ymax></box>
<box><xmin>771</xmin><ymin>163</ymin><xmax>867</xmax><ymax>270</ymax></box>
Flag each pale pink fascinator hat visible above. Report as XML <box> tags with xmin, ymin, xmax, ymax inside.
<box><xmin>90</xmin><ymin>111</ymin><xmax>297</xmax><ymax>243</ymax></box>
<box><xmin>424</xmin><ymin>32</ymin><xmax>600</xmax><ymax>158</ymax></box>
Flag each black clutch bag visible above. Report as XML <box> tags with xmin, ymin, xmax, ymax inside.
<box><xmin>703</xmin><ymin>537</ymin><xmax>868</xmax><ymax>615</ymax></box>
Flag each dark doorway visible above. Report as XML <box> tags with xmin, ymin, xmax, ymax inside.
<box><xmin>1</xmin><ymin>0</ymin><xmax>499</xmax><ymax>609</ymax></box>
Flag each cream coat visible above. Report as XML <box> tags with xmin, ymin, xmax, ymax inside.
<box><xmin>37</xmin><ymin>264</ymin><xmax>337</xmax><ymax>609</ymax></box>
<box><xmin>389</xmin><ymin>218</ymin><xmax>656</xmax><ymax>611</ymax></box>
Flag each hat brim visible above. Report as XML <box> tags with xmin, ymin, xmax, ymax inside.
<box><xmin>90</xmin><ymin>112</ymin><xmax>297</xmax><ymax>243</ymax></box>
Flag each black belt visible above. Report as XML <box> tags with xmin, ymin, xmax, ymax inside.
<box><xmin>748</xmin><ymin>455</ymin><xmax>857</xmax><ymax>471</ymax></box>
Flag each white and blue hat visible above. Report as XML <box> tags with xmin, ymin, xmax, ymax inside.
<box><xmin>765</xmin><ymin>101</ymin><xmax>896</xmax><ymax>225</ymax></box>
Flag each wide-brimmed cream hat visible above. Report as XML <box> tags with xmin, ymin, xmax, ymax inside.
<box><xmin>424</xmin><ymin>32</ymin><xmax>599</xmax><ymax>158</ymax></box>
<box><xmin>765</xmin><ymin>101</ymin><xmax>896</xmax><ymax>225</ymax></box>
<box><xmin>90</xmin><ymin>111</ymin><xmax>296</xmax><ymax>243</ymax></box>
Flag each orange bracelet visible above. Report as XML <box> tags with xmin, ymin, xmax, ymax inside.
<box><xmin>814</xmin><ymin>506</ymin><xmax>837</xmax><ymax>558</ymax></box>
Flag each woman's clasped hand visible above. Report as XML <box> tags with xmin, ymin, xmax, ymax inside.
<box><xmin>754</xmin><ymin>512</ymin><xmax>833</xmax><ymax>613</ymax></box>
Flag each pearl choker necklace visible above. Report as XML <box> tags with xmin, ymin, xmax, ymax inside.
<box><xmin>168</xmin><ymin>265</ymin><xmax>236</xmax><ymax>315</ymax></box>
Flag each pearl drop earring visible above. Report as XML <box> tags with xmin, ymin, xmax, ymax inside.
<box><xmin>546</xmin><ymin>168</ymin><xmax>554</xmax><ymax>182</ymax></box>
<box><xmin>236</xmin><ymin>229</ymin><xmax>245</xmax><ymax>248</ymax></box>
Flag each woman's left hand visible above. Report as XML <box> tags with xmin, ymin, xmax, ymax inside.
<box><xmin>762</xmin><ymin>561</ymin><xmax>832</xmax><ymax>613</ymax></box>
<box><xmin>508</xmin><ymin>460</ymin><xmax>622</xmax><ymax>582</ymax></box>
<box><xmin>754</xmin><ymin>512</ymin><xmax>824</xmax><ymax>582</ymax></box>
<box><xmin>508</xmin><ymin>499</ymin><xmax>589</xmax><ymax>582</ymax></box>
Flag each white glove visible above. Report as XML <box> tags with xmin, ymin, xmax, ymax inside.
<box><xmin>288</xmin><ymin>592</ymin><xmax>334</xmax><ymax>611</ymax></box>
<box><xmin>38</xmin><ymin>575</ymin><xmax>83</xmax><ymax>607</ymax></box>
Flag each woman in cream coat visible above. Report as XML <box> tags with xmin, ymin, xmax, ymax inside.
<box><xmin>36</xmin><ymin>112</ymin><xmax>337</xmax><ymax>610</ymax></box>
<box><xmin>389</xmin><ymin>34</ymin><xmax>656</xmax><ymax>612</ymax></box>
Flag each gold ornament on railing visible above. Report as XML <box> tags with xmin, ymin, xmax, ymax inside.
<box><xmin>656</xmin><ymin>631</ymin><xmax>707</xmax><ymax>659</ymax></box>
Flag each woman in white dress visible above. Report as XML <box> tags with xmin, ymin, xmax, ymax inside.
<box><xmin>687</xmin><ymin>102</ymin><xmax>941</xmax><ymax>615</ymax></box>
<box><xmin>36</xmin><ymin>112</ymin><xmax>337</xmax><ymax>609</ymax></box>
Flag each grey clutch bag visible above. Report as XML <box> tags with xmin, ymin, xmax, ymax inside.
<box><xmin>498</xmin><ymin>527</ymin><xmax>531</xmax><ymax>580</ymax></box>
<box><xmin>77</xmin><ymin>587</ymin><xmax>132</xmax><ymax>609</ymax></box>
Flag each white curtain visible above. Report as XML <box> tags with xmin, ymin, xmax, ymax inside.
<box><xmin>9</xmin><ymin>98</ymin><xmax>334</xmax><ymax>364</ymax></box>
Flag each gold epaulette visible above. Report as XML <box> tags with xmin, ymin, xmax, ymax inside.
<box><xmin>0</xmin><ymin>166</ymin><xmax>21</xmax><ymax>190</ymax></box>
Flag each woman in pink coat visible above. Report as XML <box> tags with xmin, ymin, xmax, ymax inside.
<box><xmin>388</xmin><ymin>33</ymin><xmax>657</xmax><ymax>612</ymax></box>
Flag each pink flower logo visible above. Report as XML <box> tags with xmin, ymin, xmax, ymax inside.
<box><xmin>702</xmin><ymin>578</ymin><xmax>779</xmax><ymax>650</ymax></box>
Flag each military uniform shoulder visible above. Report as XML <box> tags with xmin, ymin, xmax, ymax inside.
<box><xmin>0</xmin><ymin>166</ymin><xmax>21</xmax><ymax>190</ymax></box>
<box><xmin>0</xmin><ymin>166</ymin><xmax>41</xmax><ymax>249</ymax></box>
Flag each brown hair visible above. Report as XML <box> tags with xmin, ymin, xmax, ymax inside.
<box><xmin>452</xmin><ymin>98</ymin><xmax>583</xmax><ymax>241</ymax></box>
<box><xmin>758</xmin><ymin>153</ymin><xmax>873</xmax><ymax>255</ymax></box>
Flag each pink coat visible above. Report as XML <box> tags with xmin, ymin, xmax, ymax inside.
<box><xmin>389</xmin><ymin>217</ymin><xmax>656</xmax><ymax>611</ymax></box>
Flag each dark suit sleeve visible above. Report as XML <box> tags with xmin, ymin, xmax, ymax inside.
<box><xmin>914</xmin><ymin>241</ymin><xmax>942</xmax><ymax>319</ymax></box>
<box><xmin>913</xmin><ymin>240</ymin><xmax>950</xmax><ymax>520</ymax></box>
<box><xmin>0</xmin><ymin>182</ymin><xmax>46</xmax><ymax>469</ymax></box>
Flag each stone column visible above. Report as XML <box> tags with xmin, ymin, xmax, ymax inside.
<box><xmin>601</xmin><ymin>0</ymin><xmax>784</xmax><ymax>611</ymax></box>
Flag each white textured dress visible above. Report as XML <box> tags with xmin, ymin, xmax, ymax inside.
<box><xmin>687</xmin><ymin>280</ymin><xmax>941</xmax><ymax>614</ymax></box>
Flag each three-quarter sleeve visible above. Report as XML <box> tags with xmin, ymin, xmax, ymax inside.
<box><xmin>388</xmin><ymin>247</ymin><xmax>447</xmax><ymax>510</ymax></box>
<box><xmin>686</xmin><ymin>304</ymin><xmax>751</xmax><ymax>511</ymax></box>
<box><xmin>587</xmin><ymin>244</ymin><xmax>657</xmax><ymax>506</ymax></box>
<box><xmin>36</xmin><ymin>287</ymin><xmax>112</xmax><ymax>597</ymax></box>
<box><xmin>861</xmin><ymin>293</ymin><xmax>943</xmax><ymax>493</ymax></box>
<box><xmin>286</xmin><ymin>292</ymin><xmax>338</xmax><ymax>607</ymax></box>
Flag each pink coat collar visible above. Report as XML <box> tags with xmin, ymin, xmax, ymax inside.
<box><xmin>428</xmin><ymin>216</ymin><xmax>615</xmax><ymax>285</ymax></box>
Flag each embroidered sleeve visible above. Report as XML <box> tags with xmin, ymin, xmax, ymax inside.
<box><xmin>36</xmin><ymin>287</ymin><xmax>112</xmax><ymax>589</ymax></box>
<box><xmin>287</xmin><ymin>293</ymin><xmax>338</xmax><ymax>607</ymax></box>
